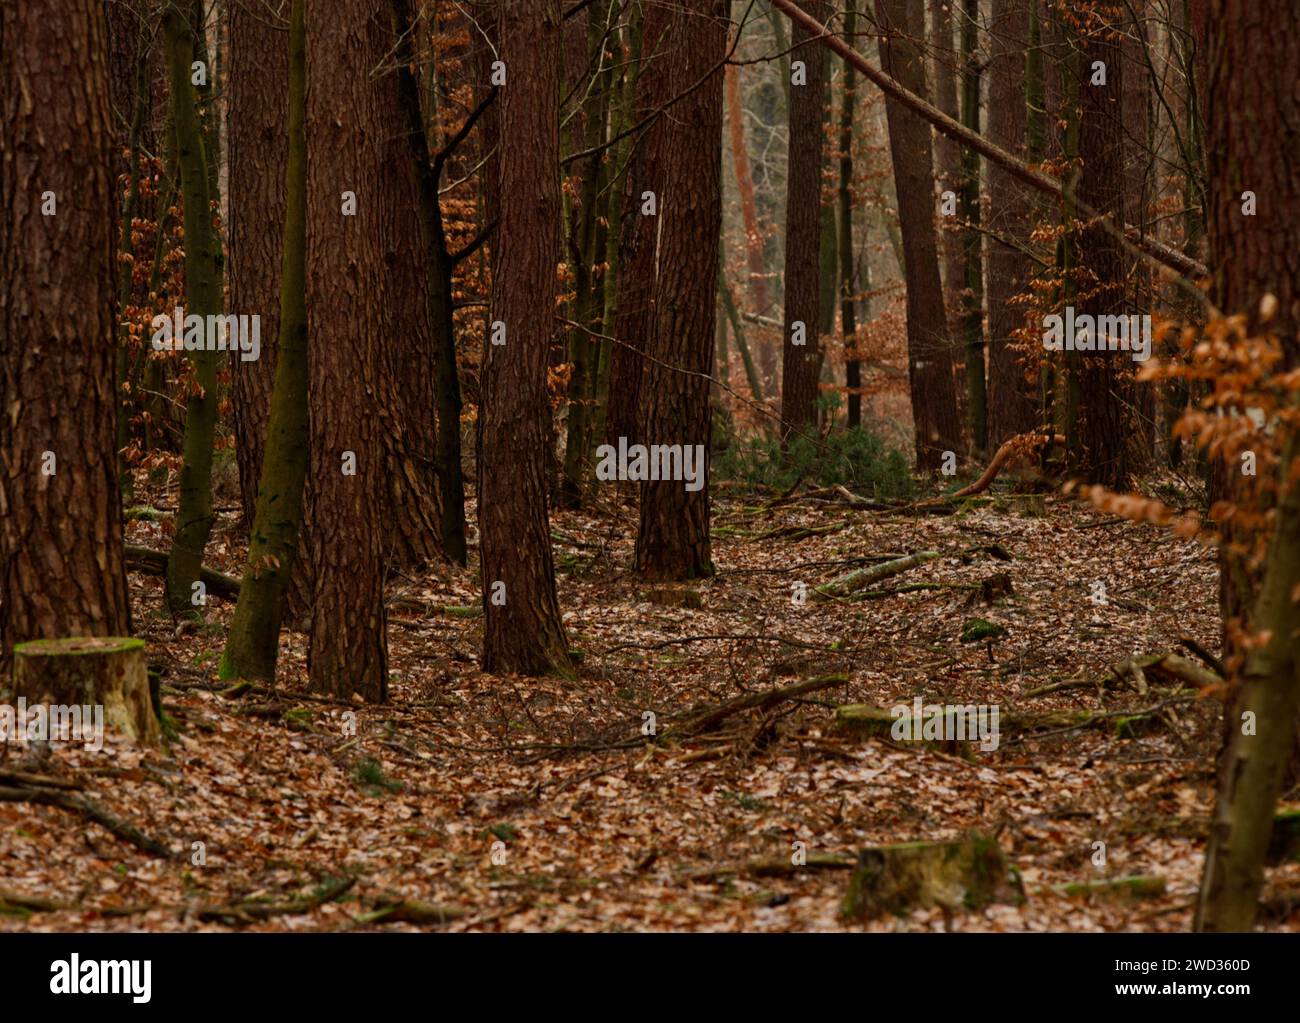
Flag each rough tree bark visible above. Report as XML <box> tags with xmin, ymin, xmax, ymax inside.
<box><xmin>376</xmin><ymin>8</ymin><xmax>444</xmax><ymax>571</ymax></box>
<box><xmin>478</xmin><ymin>0</ymin><xmax>572</xmax><ymax>676</ymax></box>
<box><xmin>305</xmin><ymin>0</ymin><xmax>389</xmax><ymax>700</ymax></box>
<box><xmin>874</xmin><ymin>0</ymin><xmax>962</xmax><ymax>468</ymax></box>
<box><xmin>1196</xmin><ymin>0</ymin><xmax>1300</xmax><ymax>932</ymax></box>
<box><xmin>606</xmin><ymin>1</ymin><xmax>669</xmax><ymax>449</ymax></box>
<box><xmin>227</xmin><ymin>0</ymin><xmax>288</xmax><ymax>531</ymax></box>
<box><xmin>780</xmin><ymin>0</ymin><xmax>833</xmax><ymax>442</ymax></box>
<box><xmin>391</xmin><ymin>0</ymin><xmax>469</xmax><ymax>565</ymax></box>
<box><xmin>985</xmin><ymin>0</ymin><xmax>1039</xmax><ymax>444</ymax></box>
<box><xmin>220</xmin><ymin>0</ymin><xmax>309</xmax><ymax>683</ymax></box>
<box><xmin>1068</xmin><ymin>6</ymin><xmax>1133</xmax><ymax>489</ymax></box>
<box><xmin>1</xmin><ymin>0</ymin><xmax>133</xmax><ymax>666</ymax></box>
<box><xmin>635</xmin><ymin>0</ymin><xmax>727</xmax><ymax>580</ymax></box>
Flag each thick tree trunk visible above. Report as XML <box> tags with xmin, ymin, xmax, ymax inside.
<box><xmin>1068</xmin><ymin>7</ymin><xmax>1133</xmax><ymax>489</ymax></box>
<box><xmin>874</xmin><ymin>0</ymin><xmax>962</xmax><ymax>468</ymax></box>
<box><xmin>220</xmin><ymin>0</ymin><xmax>309</xmax><ymax>683</ymax></box>
<box><xmin>163</xmin><ymin>4</ymin><xmax>224</xmax><ymax>618</ymax></box>
<box><xmin>985</xmin><ymin>0</ymin><xmax>1039</xmax><ymax>444</ymax></box>
<box><xmin>780</xmin><ymin>0</ymin><xmax>833</xmax><ymax>441</ymax></box>
<box><xmin>305</xmin><ymin>0</ymin><xmax>390</xmax><ymax>700</ymax></box>
<box><xmin>479</xmin><ymin>0</ymin><xmax>572</xmax><ymax>676</ymax></box>
<box><xmin>0</xmin><ymin>0</ymin><xmax>133</xmax><ymax>667</ymax></box>
<box><xmin>1197</xmin><ymin>439</ymin><xmax>1300</xmax><ymax>931</ymax></box>
<box><xmin>635</xmin><ymin>0</ymin><xmax>727</xmax><ymax>581</ymax></box>
<box><xmin>391</xmin><ymin>0</ymin><xmax>469</xmax><ymax>565</ymax></box>
<box><xmin>227</xmin><ymin>0</ymin><xmax>288</xmax><ymax>532</ymax></box>
<box><xmin>1196</xmin><ymin>0</ymin><xmax>1300</xmax><ymax>932</ymax></box>
<box><xmin>376</xmin><ymin>7</ymin><xmax>444</xmax><ymax>571</ymax></box>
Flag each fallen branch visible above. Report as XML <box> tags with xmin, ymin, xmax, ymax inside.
<box><xmin>672</xmin><ymin>674</ymin><xmax>850</xmax><ymax>737</ymax></box>
<box><xmin>1022</xmin><ymin>652</ymin><xmax>1222</xmax><ymax>699</ymax></box>
<box><xmin>0</xmin><ymin>785</ymin><xmax>172</xmax><ymax>858</ymax></box>
<box><xmin>680</xmin><ymin>852</ymin><xmax>856</xmax><ymax>882</ymax></box>
<box><xmin>127</xmin><ymin>544</ymin><xmax>472</xmax><ymax>617</ymax></box>
<box><xmin>194</xmin><ymin>874</ymin><xmax>356</xmax><ymax>924</ymax></box>
<box><xmin>125</xmin><ymin>543</ymin><xmax>241</xmax><ymax>600</ymax></box>
<box><xmin>812</xmin><ymin>551</ymin><xmax>940</xmax><ymax>600</ymax></box>
<box><xmin>355</xmin><ymin>896</ymin><xmax>471</xmax><ymax>926</ymax></box>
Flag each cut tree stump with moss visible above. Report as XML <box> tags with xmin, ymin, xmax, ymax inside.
<box><xmin>10</xmin><ymin>637</ymin><xmax>159</xmax><ymax>747</ymax></box>
<box><xmin>841</xmin><ymin>832</ymin><xmax>1023</xmax><ymax>920</ymax></box>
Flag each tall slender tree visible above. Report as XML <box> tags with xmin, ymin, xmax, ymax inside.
<box><xmin>479</xmin><ymin>0</ymin><xmax>572</xmax><ymax>676</ymax></box>
<box><xmin>635</xmin><ymin>0</ymin><xmax>727</xmax><ymax>580</ymax></box>
<box><xmin>1</xmin><ymin>0</ymin><xmax>132</xmax><ymax>664</ymax></box>
<box><xmin>163</xmin><ymin>1</ymin><xmax>224</xmax><ymax>618</ymax></box>
<box><xmin>1067</xmin><ymin>4</ymin><xmax>1132</xmax><ymax>489</ymax></box>
<box><xmin>305</xmin><ymin>0</ymin><xmax>389</xmax><ymax>700</ymax></box>
<box><xmin>1196</xmin><ymin>0</ymin><xmax>1300</xmax><ymax>933</ymax></box>
<box><xmin>838</xmin><ymin>1</ymin><xmax>863</xmax><ymax>429</ymax></box>
<box><xmin>228</xmin><ymin>0</ymin><xmax>288</xmax><ymax>531</ymax></box>
<box><xmin>875</xmin><ymin>0</ymin><xmax>962</xmax><ymax>468</ymax></box>
<box><xmin>606</xmin><ymin>1</ymin><xmax>669</xmax><ymax>449</ymax></box>
<box><xmin>220</xmin><ymin>0</ymin><xmax>309</xmax><ymax>683</ymax></box>
<box><xmin>780</xmin><ymin>0</ymin><xmax>833</xmax><ymax>441</ymax></box>
<box><xmin>985</xmin><ymin>0</ymin><xmax>1039</xmax><ymax>443</ymax></box>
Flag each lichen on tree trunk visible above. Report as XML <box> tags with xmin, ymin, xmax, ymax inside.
<box><xmin>163</xmin><ymin>4</ymin><xmax>223</xmax><ymax>619</ymax></box>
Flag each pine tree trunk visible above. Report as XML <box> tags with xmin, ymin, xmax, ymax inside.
<box><xmin>928</xmin><ymin>0</ymin><xmax>965</xmax><ymax>342</ymax></box>
<box><xmin>1196</xmin><ymin>0</ymin><xmax>1300</xmax><ymax>931</ymax></box>
<box><xmin>1197</xmin><ymin>439</ymin><xmax>1300</xmax><ymax>930</ymax></box>
<box><xmin>391</xmin><ymin>0</ymin><xmax>468</xmax><ymax>565</ymax></box>
<box><xmin>163</xmin><ymin>4</ymin><xmax>224</xmax><ymax>618</ymax></box>
<box><xmin>1068</xmin><ymin>6</ymin><xmax>1132</xmax><ymax>489</ymax></box>
<box><xmin>606</xmin><ymin>2</ymin><xmax>668</xmax><ymax>449</ymax></box>
<box><xmin>780</xmin><ymin>0</ymin><xmax>833</xmax><ymax>442</ymax></box>
<box><xmin>985</xmin><ymin>0</ymin><xmax>1039</xmax><ymax>444</ymax></box>
<box><xmin>227</xmin><ymin>0</ymin><xmax>287</xmax><ymax>532</ymax></box>
<box><xmin>838</xmin><ymin>3</ymin><xmax>862</xmax><ymax>430</ymax></box>
<box><xmin>220</xmin><ymin>0</ymin><xmax>309</xmax><ymax>683</ymax></box>
<box><xmin>304</xmin><ymin>0</ymin><xmax>390</xmax><ymax>700</ymax></box>
<box><xmin>1</xmin><ymin>0</ymin><xmax>133</xmax><ymax>667</ymax></box>
<box><xmin>479</xmin><ymin>0</ymin><xmax>572</xmax><ymax>677</ymax></box>
<box><xmin>561</xmin><ymin>4</ymin><xmax>614</xmax><ymax>510</ymax></box>
<box><xmin>376</xmin><ymin>7</ymin><xmax>443</xmax><ymax>571</ymax></box>
<box><xmin>634</xmin><ymin>0</ymin><xmax>727</xmax><ymax>581</ymax></box>
<box><xmin>875</xmin><ymin>0</ymin><xmax>962</xmax><ymax>469</ymax></box>
<box><xmin>958</xmin><ymin>0</ymin><xmax>985</xmax><ymax>454</ymax></box>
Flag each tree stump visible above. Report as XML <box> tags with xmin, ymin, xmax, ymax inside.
<box><xmin>10</xmin><ymin>637</ymin><xmax>158</xmax><ymax>747</ymax></box>
<box><xmin>841</xmin><ymin>833</ymin><xmax>1024</xmax><ymax>920</ymax></box>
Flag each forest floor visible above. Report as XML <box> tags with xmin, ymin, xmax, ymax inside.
<box><xmin>5</xmin><ymin>467</ymin><xmax>1300</xmax><ymax>932</ymax></box>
